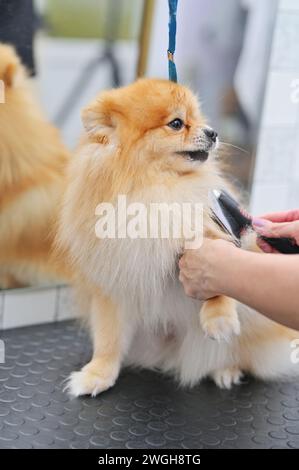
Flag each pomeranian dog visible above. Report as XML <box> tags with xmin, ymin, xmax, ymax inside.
<box><xmin>57</xmin><ymin>78</ymin><xmax>299</xmax><ymax>396</ymax></box>
<box><xmin>0</xmin><ymin>43</ymin><xmax>70</xmax><ymax>288</ymax></box>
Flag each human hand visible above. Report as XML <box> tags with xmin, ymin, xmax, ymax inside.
<box><xmin>178</xmin><ymin>239</ymin><xmax>236</xmax><ymax>300</ymax></box>
<box><xmin>253</xmin><ymin>210</ymin><xmax>299</xmax><ymax>253</ymax></box>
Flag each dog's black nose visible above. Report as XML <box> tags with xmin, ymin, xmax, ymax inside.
<box><xmin>203</xmin><ymin>128</ymin><xmax>218</xmax><ymax>143</ymax></box>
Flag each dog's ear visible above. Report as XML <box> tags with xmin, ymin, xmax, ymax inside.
<box><xmin>81</xmin><ymin>95</ymin><xmax>117</xmax><ymax>143</ymax></box>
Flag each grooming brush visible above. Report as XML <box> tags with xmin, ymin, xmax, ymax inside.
<box><xmin>210</xmin><ymin>189</ymin><xmax>299</xmax><ymax>254</ymax></box>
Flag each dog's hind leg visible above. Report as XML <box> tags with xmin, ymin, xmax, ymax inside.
<box><xmin>238</xmin><ymin>309</ymin><xmax>299</xmax><ymax>381</ymax></box>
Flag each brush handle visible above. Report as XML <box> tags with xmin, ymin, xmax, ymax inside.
<box><xmin>260</xmin><ymin>236</ymin><xmax>299</xmax><ymax>254</ymax></box>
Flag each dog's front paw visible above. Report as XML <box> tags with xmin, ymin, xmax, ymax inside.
<box><xmin>201</xmin><ymin>314</ymin><xmax>240</xmax><ymax>342</ymax></box>
<box><xmin>200</xmin><ymin>296</ymin><xmax>240</xmax><ymax>342</ymax></box>
<box><xmin>64</xmin><ymin>361</ymin><xmax>119</xmax><ymax>397</ymax></box>
<box><xmin>212</xmin><ymin>367</ymin><xmax>243</xmax><ymax>389</ymax></box>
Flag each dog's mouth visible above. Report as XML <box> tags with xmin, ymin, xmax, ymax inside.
<box><xmin>177</xmin><ymin>150</ymin><xmax>210</xmax><ymax>162</ymax></box>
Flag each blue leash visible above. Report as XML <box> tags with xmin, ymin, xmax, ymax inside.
<box><xmin>168</xmin><ymin>0</ymin><xmax>178</xmax><ymax>82</ymax></box>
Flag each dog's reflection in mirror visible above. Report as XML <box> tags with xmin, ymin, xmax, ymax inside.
<box><xmin>0</xmin><ymin>44</ymin><xmax>70</xmax><ymax>289</ymax></box>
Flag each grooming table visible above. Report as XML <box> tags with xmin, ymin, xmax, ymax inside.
<box><xmin>0</xmin><ymin>321</ymin><xmax>298</xmax><ymax>449</ymax></box>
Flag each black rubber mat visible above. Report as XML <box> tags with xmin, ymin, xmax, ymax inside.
<box><xmin>0</xmin><ymin>321</ymin><xmax>299</xmax><ymax>449</ymax></box>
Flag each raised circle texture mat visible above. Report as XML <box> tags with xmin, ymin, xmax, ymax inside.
<box><xmin>0</xmin><ymin>320</ymin><xmax>299</xmax><ymax>449</ymax></box>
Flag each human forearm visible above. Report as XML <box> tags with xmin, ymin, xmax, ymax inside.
<box><xmin>216</xmin><ymin>248</ymin><xmax>299</xmax><ymax>330</ymax></box>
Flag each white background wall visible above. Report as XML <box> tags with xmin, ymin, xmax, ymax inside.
<box><xmin>251</xmin><ymin>0</ymin><xmax>299</xmax><ymax>213</ymax></box>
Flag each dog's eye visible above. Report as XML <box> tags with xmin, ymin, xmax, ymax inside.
<box><xmin>168</xmin><ymin>118</ymin><xmax>184</xmax><ymax>130</ymax></box>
